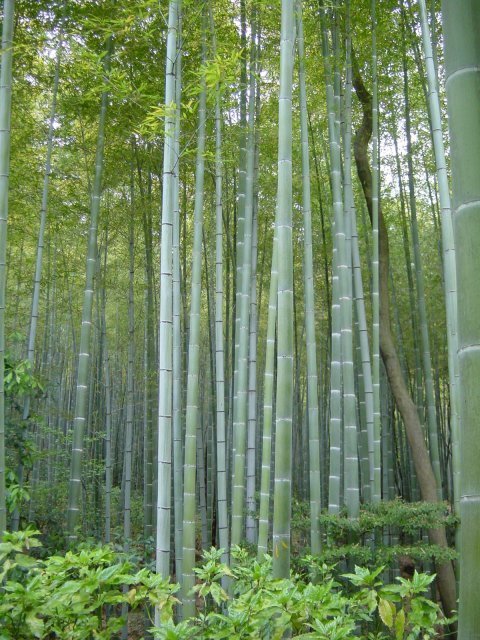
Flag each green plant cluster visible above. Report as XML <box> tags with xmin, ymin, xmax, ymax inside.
<box><xmin>290</xmin><ymin>500</ymin><xmax>458</xmax><ymax>568</ymax></box>
<box><xmin>314</xmin><ymin>543</ymin><xmax>456</xmax><ymax>568</ymax></box>
<box><xmin>152</xmin><ymin>547</ymin><xmax>455</xmax><ymax>640</ymax></box>
<box><xmin>0</xmin><ymin>528</ymin><xmax>178</xmax><ymax>639</ymax></box>
<box><xmin>317</xmin><ymin>501</ymin><xmax>459</xmax><ymax>537</ymax></box>
<box><xmin>3</xmin><ymin>338</ymin><xmax>46</xmax><ymax>517</ymax></box>
<box><xmin>0</xmin><ymin>530</ymin><xmax>456</xmax><ymax>640</ymax></box>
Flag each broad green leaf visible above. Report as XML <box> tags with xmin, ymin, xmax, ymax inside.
<box><xmin>379</xmin><ymin>597</ymin><xmax>395</xmax><ymax>628</ymax></box>
<box><xmin>395</xmin><ymin>607</ymin><xmax>406</xmax><ymax>640</ymax></box>
<box><xmin>14</xmin><ymin>553</ymin><xmax>37</xmax><ymax>568</ymax></box>
<box><xmin>26</xmin><ymin>612</ymin><xmax>44</xmax><ymax>638</ymax></box>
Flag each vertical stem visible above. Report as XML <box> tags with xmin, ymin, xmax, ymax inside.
<box><xmin>297</xmin><ymin>0</ymin><xmax>321</xmax><ymax>551</ymax></box>
<box><xmin>341</xmin><ymin>0</ymin><xmax>359</xmax><ymax>518</ymax></box>
<box><xmin>231</xmin><ymin>19</ymin><xmax>257</xmax><ymax>547</ymax></box>
<box><xmin>181</xmin><ymin>7</ymin><xmax>207</xmax><ymax>617</ymax></box>
<box><xmin>320</xmin><ymin>2</ymin><xmax>343</xmax><ymax>515</ymax></box>
<box><xmin>0</xmin><ymin>0</ymin><xmax>15</xmax><ymax>535</ymax></box>
<box><xmin>371</xmin><ymin>0</ymin><xmax>381</xmax><ymax>505</ymax></box>
<box><xmin>156</xmin><ymin>0</ymin><xmax>179</xmax><ymax>582</ymax></box>
<box><xmin>442</xmin><ymin>2</ymin><xmax>480</xmax><ymax>634</ymax></box>
<box><xmin>272</xmin><ymin>0</ymin><xmax>294</xmax><ymax>579</ymax></box>
<box><xmin>418</xmin><ymin>0</ymin><xmax>459</xmax><ymax>511</ymax></box>
<box><xmin>257</xmin><ymin>233</ymin><xmax>277</xmax><ymax>560</ymax></box>
<box><xmin>121</xmin><ymin>202</ymin><xmax>135</xmax><ymax>640</ymax></box>
<box><xmin>67</xmin><ymin>37</ymin><xmax>112</xmax><ymax>539</ymax></box>
<box><xmin>209</xmin><ymin>6</ymin><xmax>228</xmax><ymax>568</ymax></box>
<box><xmin>402</xmin><ymin>21</ymin><xmax>442</xmax><ymax>498</ymax></box>
<box><xmin>172</xmin><ymin>7</ymin><xmax>184</xmax><ymax>584</ymax></box>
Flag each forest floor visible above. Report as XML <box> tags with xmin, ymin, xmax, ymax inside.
<box><xmin>127</xmin><ymin>610</ymin><xmax>145</xmax><ymax>639</ymax></box>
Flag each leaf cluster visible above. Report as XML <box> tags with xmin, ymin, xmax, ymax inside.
<box><xmin>0</xmin><ymin>529</ymin><xmax>178</xmax><ymax>639</ymax></box>
<box><xmin>294</xmin><ymin>500</ymin><xmax>459</xmax><ymax>568</ymax></box>
<box><xmin>152</xmin><ymin>547</ymin><xmax>454</xmax><ymax>640</ymax></box>
<box><xmin>317</xmin><ymin>501</ymin><xmax>458</xmax><ymax>539</ymax></box>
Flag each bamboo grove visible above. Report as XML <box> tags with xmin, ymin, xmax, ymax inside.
<box><xmin>0</xmin><ymin>0</ymin><xmax>479</xmax><ymax>636</ymax></box>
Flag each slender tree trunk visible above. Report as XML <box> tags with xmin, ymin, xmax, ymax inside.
<box><xmin>181</xmin><ymin>8</ymin><xmax>207</xmax><ymax>617</ymax></box>
<box><xmin>172</xmin><ymin>9</ymin><xmax>184</xmax><ymax>585</ymax></box>
<box><xmin>257</xmin><ymin>232</ymin><xmax>277</xmax><ymax>560</ymax></box>
<box><xmin>320</xmin><ymin>2</ymin><xmax>343</xmax><ymax>515</ymax></box>
<box><xmin>67</xmin><ymin>36</ymin><xmax>112</xmax><ymax>539</ymax></box>
<box><xmin>352</xmin><ymin>54</ymin><xmax>457</xmax><ymax>623</ymax></box>
<box><xmin>246</xmin><ymin>197</ymin><xmax>258</xmax><ymax>544</ymax></box>
<box><xmin>418</xmin><ymin>0</ymin><xmax>459</xmax><ymax>512</ymax></box>
<box><xmin>136</xmin><ymin>151</ymin><xmax>155</xmax><ymax>544</ymax></box>
<box><xmin>231</xmin><ymin>0</ymin><xmax>248</xmax><ymax>510</ymax></box>
<box><xmin>13</xmin><ymin>22</ymin><xmax>63</xmax><ymax>530</ymax></box>
<box><xmin>341</xmin><ymin>0</ymin><xmax>359</xmax><ymax>518</ymax></box>
<box><xmin>156</xmin><ymin>0</ymin><xmax>179</xmax><ymax>585</ymax></box>
<box><xmin>231</xmin><ymin>20</ymin><xmax>257</xmax><ymax>547</ymax></box>
<box><xmin>370</xmin><ymin>0</ymin><xmax>381</xmax><ymax>504</ymax></box>
<box><xmin>121</xmin><ymin>206</ymin><xmax>135</xmax><ymax>640</ymax></box>
<box><xmin>0</xmin><ymin>0</ymin><xmax>15</xmax><ymax>536</ymax></box>
<box><xmin>402</xmin><ymin>25</ymin><xmax>442</xmax><ymax>498</ymax></box>
<box><xmin>297</xmin><ymin>0</ymin><xmax>321</xmax><ymax>551</ymax></box>
<box><xmin>272</xmin><ymin>0</ymin><xmax>294</xmax><ymax>579</ymax></box>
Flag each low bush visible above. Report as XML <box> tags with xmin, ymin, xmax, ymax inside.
<box><xmin>0</xmin><ymin>530</ymin><xmax>455</xmax><ymax>639</ymax></box>
<box><xmin>152</xmin><ymin>547</ymin><xmax>455</xmax><ymax>640</ymax></box>
<box><xmin>0</xmin><ymin>528</ymin><xmax>177</xmax><ymax>639</ymax></box>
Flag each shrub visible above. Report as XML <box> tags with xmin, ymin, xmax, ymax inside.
<box><xmin>0</xmin><ymin>528</ymin><xmax>178</xmax><ymax>639</ymax></box>
<box><xmin>152</xmin><ymin>546</ymin><xmax>455</xmax><ymax>639</ymax></box>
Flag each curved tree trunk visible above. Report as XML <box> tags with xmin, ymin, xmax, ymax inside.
<box><xmin>351</xmin><ymin>53</ymin><xmax>457</xmax><ymax>625</ymax></box>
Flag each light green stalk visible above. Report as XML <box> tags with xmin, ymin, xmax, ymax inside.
<box><xmin>246</xmin><ymin>25</ymin><xmax>260</xmax><ymax>545</ymax></box>
<box><xmin>297</xmin><ymin>0</ymin><xmax>321</xmax><ymax>553</ymax></box>
<box><xmin>121</xmin><ymin>210</ymin><xmax>135</xmax><ymax>640</ymax></box>
<box><xmin>272</xmin><ymin>0</ymin><xmax>294</xmax><ymax>579</ymax></box>
<box><xmin>136</xmin><ymin>152</ymin><xmax>155</xmax><ymax>545</ymax></box>
<box><xmin>391</xmin><ymin>126</ymin><xmax>423</xmax><ymax>413</ymax></box>
<box><xmin>351</xmin><ymin>192</ymin><xmax>374</xmax><ymax>502</ymax></box>
<box><xmin>210</xmin><ymin>6</ymin><xmax>228</xmax><ymax>568</ymax></box>
<box><xmin>0</xmin><ymin>0</ymin><xmax>15</xmax><ymax>536</ymax></box>
<box><xmin>370</xmin><ymin>0</ymin><xmax>381</xmax><ymax>505</ymax></box>
<box><xmin>181</xmin><ymin>11</ymin><xmax>207</xmax><ymax>617</ymax></box>
<box><xmin>197</xmin><ymin>417</ymin><xmax>208</xmax><ymax>550</ymax></box>
<box><xmin>231</xmin><ymin>23</ymin><xmax>257</xmax><ymax>547</ymax></box>
<box><xmin>418</xmin><ymin>0</ymin><xmax>459</xmax><ymax>510</ymax></box>
<box><xmin>246</xmin><ymin>202</ymin><xmax>258</xmax><ymax>544</ymax></box>
<box><xmin>17</xmin><ymin>21</ymin><xmax>64</xmax><ymax>529</ymax></box>
<box><xmin>257</xmin><ymin>232</ymin><xmax>277</xmax><ymax>560</ymax></box>
<box><xmin>100</xmin><ymin>235</ymin><xmax>112</xmax><ymax>543</ymax></box>
<box><xmin>231</xmin><ymin>0</ymin><xmax>247</xmax><ymax>498</ymax></box>
<box><xmin>104</xmin><ymin>331</ymin><xmax>112</xmax><ymax>542</ymax></box>
<box><xmin>341</xmin><ymin>0</ymin><xmax>359</xmax><ymax>518</ymax></box>
<box><xmin>402</xmin><ymin>31</ymin><xmax>442</xmax><ymax>499</ymax></box>
<box><xmin>320</xmin><ymin>2</ymin><xmax>343</xmax><ymax>515</ymax></box>
<box><xmin>442</xmin><ymin>2</ymin><xmax>480</xmax><ymax>636</ymax></box>
<box><xmin>156</xmin><ymin>0</ymin><xmax>179</xmax><ymax>582</ymax></box>
<box><xmin>173</xmin><ymin>7</ymin><xmax>183</xmax><ymax>584</ymax></box>
<box><xmin>67</xmin><ymin>37</ymin><xmax>112</xmax><ymax>539</ymax></box>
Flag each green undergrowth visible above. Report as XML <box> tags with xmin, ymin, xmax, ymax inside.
<box><xmin>290</xmin><ymin>499</ymin><xmax>458</xmax><ymax>569</ymax></box>
<box><xmin>0</xmin><ymin>528</ymin><xmax>177</xmax><ymax>639</ymax></box>
<box><xmin>0</xmin><ymin>529</ymin><xmax>455</xmax><ymax>640</ymax></box>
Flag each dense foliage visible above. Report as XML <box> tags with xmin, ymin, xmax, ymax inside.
<box><xmin>0</xmin><ymin>530</ymin><xmax>454</xmax><ymax>640</ymax></box>
<box><xmin>0</xmin><ymin>0</ymin><xmax>473</xmax><ymax>636</ymax></box>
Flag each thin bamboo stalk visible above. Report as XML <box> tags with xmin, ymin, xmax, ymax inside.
<box><xmin>272</xmin><ymin>0</ymin><xmax>294</xmax><ymax>579</ymax></box>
